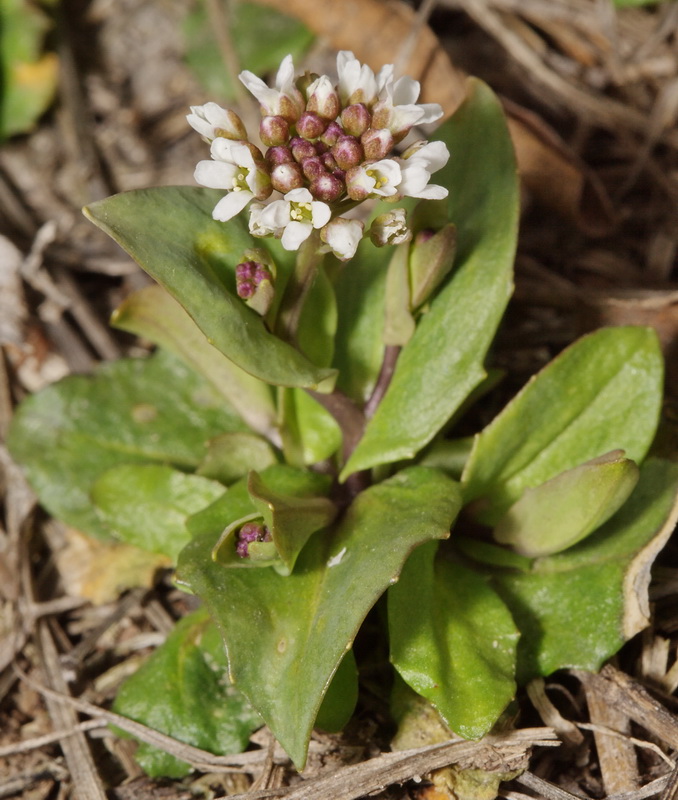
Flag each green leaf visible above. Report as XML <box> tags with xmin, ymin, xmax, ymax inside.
<box><xmin>389</xmin><ymin>543</ymin><xmax>518</xmax><ymax>739</ymax></box>
<box><xmin>332</xmin><ymin>235</ymin><xmax>390</xmax><ymax>403</ymax></box>
<box><xmin>91</xmin><ymin>464</ymin><xmax>225</xmax><ymax>562</ymax></box>
<box><xmin>84</xmin><ymin>187</ymin><xmax>336</xmax><ymax>390</ymax></box>
<box><xmin>341</xmin><ymin>79</ymin><xmax>518</xmax><ymax>478</ymax></box>
<box><xmin>177</xmin><ymin>466</ymin><xmax>462</xmax><ymax>767</ymax></box>
<box><xmin>0</xmin><ymin>0</ymin><xmax>58</xmax><ymax>140</ymax></box>
<box><xmin>492</xmin><ymin>457</ymin><xmax>678</xmax><ymax>682</ymax></box>
<box><xmin>113</xmin><ymin>608</ymin><xmax>261</xmax><ymax>778</ymax></box>
<box><xmin>463</xmin><ymin>326</ymin><xmax>663</xmax><ymax>525</ymax></box>
<box><xmin>113</xmin><ymin>285</ymin><xmax>277</xmax><ymax>440</ymax></box>
<box><xmin>184</xmin><ymin>1</ymin><xmax>313</xmax><ymax>100</ymax></box>
<box><xmin>7</xmin><ymin>350</ymin><xmax>246</xmax><ymax>539</ymax></box>
<box><xmin>296</xmin><ymin>261</ymin><xmax>337</xmax><ymax>368</ymax></box>
<box><xmin>314</xmin><ymin>650</ymin><xmax>358</xmax><ymax>733</ymax></box>
<box><xmin>279</xmin><ymin>388</ymin><xmax>342</xmax><ymax>467</ymax></box>
<box><xmin>494</xmin><ymin>451</ymin><xmax>640</xmax><ymax>557</ymax></box>
<box><xmin>197</xmin><ymin>431</ymin><xmax>278</xmax><ymax>484</ymax></box>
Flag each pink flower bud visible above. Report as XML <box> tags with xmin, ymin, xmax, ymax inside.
<box><xmin>266</xmin><ymin>145</ymin><xmax>294</xmax><ymax>165</ymax></box>
<box><xmin>320</xmin><ymin>121</ymin><xmax>343</xmax><ymax>147</ymax></box>
<box><xmin>296</xmin><ymin>111</ymin><xmax>328</xmax><ymax>140</ymax></box>
<box><xmin>271</xmin><ymin>162</ymin><xmax>304</xmax><ymax>193</ymax></box>
<box><xmin>301</xmin><ymin>156</ymin><xmax>326</xmax><ymax>181</ymax></box>
<box><xmin>361</xmin><ymin>128</ymin><xmax>394</xmax><ymax>160</ymax></box>
<box><xmin>331</xmin><ymin>135</ymin><xmax>364</xmax><ymax>170</ymax></box>
<box><xmin>310</xmin><ymin>173</ymin><xmax>344</xmax><ymax>202</ymax></box>
<box><xmin>289</xmin><ymin>136</ymin><xmax>317</xmax><ymax>162</ymax></box>
<box><xmin>260</xmin><ymin>115</ymin><xmax>290</xmax><ymax>147</ymax></box>
<box><xmin>340</xmin><ymin>103</ymin><xmax>371</xmax><ymax>137</ymax></box>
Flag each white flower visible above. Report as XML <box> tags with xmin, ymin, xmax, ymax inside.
<box><xmin>320</xmin><ymin>217</ymin><xmax>364</xmax><ymax>260</ymax></box>
<box><xmin>369</xmin><ymin>208</ymin><xmax>412</xmax><ymax>247</ymax></box>
<box><xmin>336</xmin><ymin>51</ymin><xmax>390</xmax><ymax>107</ymax></box>
<box><xmin>346</xmin><ymin>159</ymin><xmax>402</xmax><ymax>201</ymax></box>
<box><xmin>194</xmin><ymin>139</ymin><xmax>271</xmax><ymax>222</ymax></box>
<box><xmin>255</xmin><ymin>188</ymin><xmax>331</xmax><ymax>251</ymax></box>
<box><xmin>239</xmin><ymin>54</ymin><xmax>305</xmax><ymax>121</ymax></box>
<box><xmin>396</xmin><ymin>141</ymin><xmax>450</xmax><ymax>200</ymax></box>
<box><xmin>187</xmin><ymin>102</ymin><xmax>247</xmax><ymax>142</ymax></box>
<box><xmin>372</xmin><ymin>73</ymin><xmax>443</xmax><ymax>139</ymax></box>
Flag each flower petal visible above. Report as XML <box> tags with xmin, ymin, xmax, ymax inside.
<box><xmin>281</xmin><ymin>220</ymin><xmax>313</xmax><ymax>250</ymax></box>
<box><xmin>194</xmin><ymin>160</ymin><xmax>238</xmax><ymax>189</ymax></box>
<box><xmin>212</xmin><ymin>190</ymin><xmax>254</xmax><ymax>221</ymax></box>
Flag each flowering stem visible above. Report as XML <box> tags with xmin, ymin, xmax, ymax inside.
<box><xmin>275</xmin><ymin>230</ymin><xmax>323</xmax><ymax>347</ymax></box>
<box><xmin>364</xmin><ymin>345</ymin><xmax>401</xmax><ymax>419</ymax></box>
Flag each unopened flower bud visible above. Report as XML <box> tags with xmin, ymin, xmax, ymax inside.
<box><xmin>301</xmin><ymin>156</ymin><xmax>327</xmax><ymax>181</ymax></box>
<box><xmin>235</xmin><ymin>251</ymin><xmax>276</xmax><ymax>316</ymax></box>
<box><xmin>236</xmin><ymin>520</ymin><xmax>272</xmax><ymax>558</ymax></box>
<box><xmin>320</xmin><ymin>121</ymin><xmax>343</xmax><ymax>147</ymax></box>
<box><xmin>297</xmin><ymin>111</ymin><xmax>327</xmax><ymax>140</ymax></box>
<box><xmin>306</xmin><ymin>75</ymin><xmax>340</xmax><ymax>120</ymax></box>
<box><xmin>340</xmin><ymin>103</ymin><xmax>371</xmax><ymax>137</ymax></box>
<box><xmin>345</xmin><ymin>167</ymin><xmax>370</xmax><ymax>201</ymax></box>
<box><xmin>361</xmin><ymin>128</ymin><xmax>394</xmax><ymax>160</ymax></box>
<box><xmin>271</xmin><ymin>161</ymin><xmax>305</xmax><ymax>193</ymax></box>
<box><xmin>369</xmin><ymin>208</ymin><xmax>412</xmax><ymax>247</ymax></box>
<box><xmin>260</xmin><ymin>115</ymin><xmax>290</xmax><ymax>147</ymax></box>
<box><xmin>266</xmin><ymin>145</ymin><xmax>294</xmax><ymax>165</ymax></box>
<box><xmin>295</xmin><ymin>70</ymin><xmax>319</xmax><ymax>97</ymax></box>
<box><xmin>331</xmin><ymin>135</ymin><xmax>364</xmax><ymax>170</ymax></box>
<box><xmin>310</xmin><ymin>173</ymin><xmax>344</xmax><ymax>203</ymax></box>
<box><xmin>187</xmin><ymin>102</ymin><xmax>248</xmax><ymax>142</ymax></box>
<box><xmin>289</xmin><ymin>135</ymin><xmax>317</xmax><ymax>163</ymax></box>
<box><xmin>321</xmin><ymin>152</ymin><xmax>340</xmax><ymax>174</ymax></box>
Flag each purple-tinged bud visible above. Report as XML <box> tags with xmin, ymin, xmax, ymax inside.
<box><xmin>361</xmin><ymin>128</ymin><xmax>394</xmax><ymax>160</ymax></box>
<box><xmin>321</xmin><ymin>152</ymin><xmax>339</xmax><ymax>173</ymax></box>
<box><xmin>236</xmin><ymin>521</ymin><xmax>272</xmax><ymax>558</ymax></box>
<box><xmin>306</xmin><ymin>75</ymin><xmax>340</xmax><ymax>120</ymax></box>
<box><xmin>301</xmin><ymin>156</ymin><xmax>327</xmax><ymax>181</ymax></box>
<box><xmin>260</xmin><ymin>115</ymin><xmax>290</xmax><ymax>147</ymax></box>
<box><xmin>235</xmin><ymin>252</ymin><xmax>276</xmax><ymax>316</ymax></box>
<box><xmin>320</xmin><ymin>121</ymin><xmax>343</xmax><ymax>147</ymax></box>
<box><xmin>289</xmin><ymin>135</ymin><xmax>317</xmax><ymax>163</ymax></box>
<box><xmin>296</xmin><ymin>111</ymin><xmax>327</xmax><ymax>140</ymax></box>
<box><xmin>271</xmin><ymin>161</ymin><xmax>305</xmax><ymax>193</ymax></box>
<box><xmin>266</xmin><ymin>145</ymin><xmax>294</xmax><ymax>165</ymax></box>
<box><xmin>341</xmin><ymin>103</ymin><xmax>371</xmax><ymax>137</ymax></box>
<box><xmin>331</xmin><ymin>135</ymin><xmax>364</xmax><ymax>170</ymax></box>
<box><xmin>310</xmin><ymin>173</ymin><xmax>344</xmax><ymax>203</ymax></box>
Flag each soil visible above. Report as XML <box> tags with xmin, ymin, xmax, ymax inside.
<box><xmin>1</xmin><ymin>0</ymin><xmax>678</xmax><ymax>798</ymax></box>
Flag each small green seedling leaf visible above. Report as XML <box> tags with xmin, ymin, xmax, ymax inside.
<box><xmin>493</xmin><ymin>457</ymin><xmax>678</xmax><ymax>682</ymax></box>
<box><xmin>409</xmin><ymin>223</ymin><xmax>456</xmax><ymax>310</ymax></box>
<box><xmin>84</xmin><ymin>187</ymin><xmax>336</xmax><ymax>390</ymax></box>
<box><xmin>92</xmin><ymin>464</ymin><xmax>225</xmax><ymax>563</ymax></box>
<box><xmin>279</xmin><ymin>388</ymin><xmax>342</xmax><ymax>467</ymax></box>
<box><xmin>177</xmin><ymin>466</ymin><xmax>462</xmax><ymax>768</ymax></box>
<box><xmin>113</xmin><ymin>608</ymin><xmax>261</xmax><ymax>778</ymax></box>
<box><xmin>389</xmin><ymin>542</ymin><xmax>518</xmax><ymax>739</ymax></box>
<box><xmin>7</xmin><ymin>350</ymin><xmax>246</xmax><ymax>539</ymax></box>
<box><xmin>197</xmin><ymin>432</ymin><xmax>278</xmax><ymax>485</ymax></box>
<box><xmin>463</xmin><ymin>326</ymin><xmax>663</xmax><ymax>525</ymax></box>
<box><xmin>113</xmin><ymin>285</ymin><xmax>277</xmax><ymax>440</ymax></box>
<box><xmin>494</xmin><ymin>451</ymin><xmax>640</xmax><ymax>557</ymax></box>
<box><xmin>341</xmin><ymin>79</ymin><xmax>518</xmax><ymax>478</ymax></box>
<box><xmin>383</xmin><ymin>243</ymin><xmax>416</xmax><ymax>346</ymax></box>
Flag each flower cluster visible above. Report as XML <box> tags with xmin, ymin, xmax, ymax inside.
<box><xmin>189</xmin><ymin>52</ymin><xmax>449</xmax><ymax>259</ymax></box>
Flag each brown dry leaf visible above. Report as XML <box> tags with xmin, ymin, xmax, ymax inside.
<box><xmin>254</xmin><ymin>0</ymin><xmax>615</xmax><ymax>235</ymax></box>
<box><xmin>55</xmin><ymin>528</ymin><xmax>170</xmax><ymax>605</ymax></box>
